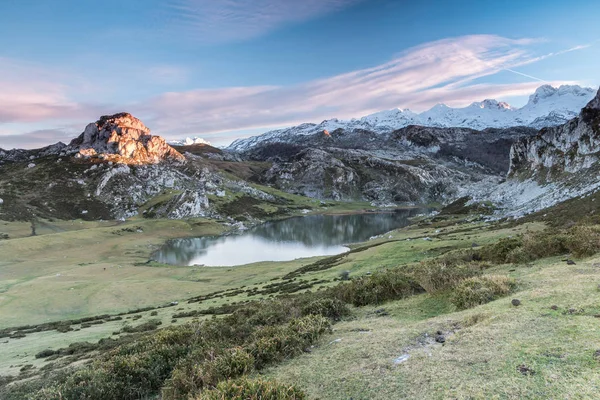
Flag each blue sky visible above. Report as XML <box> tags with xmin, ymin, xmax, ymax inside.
<box><xmin>0</xmin><ymin>0</ymin><xmax>599</xmax><ymax>148</ymax></box>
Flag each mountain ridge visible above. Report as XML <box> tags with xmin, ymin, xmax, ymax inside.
<box><xmin>229</xmin><ymin>84</ymin><xmax>596</xmax><ymax>151</ymax></box>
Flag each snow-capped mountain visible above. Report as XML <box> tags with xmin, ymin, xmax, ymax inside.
<box><xmin>229</xmin><ymin>85</ymin><xmax>596</xmax><ymax>151</ymax></box>
<box><xmin>169</xmin><ymin>137</ymin><xmax>212</xmax><ymax>146</ymax></box>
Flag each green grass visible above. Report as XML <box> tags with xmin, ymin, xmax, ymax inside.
<box><xmin>3</xmin><ymin>209</ymin><xmax>600</xmax><ymax>399</ymax></box>
<box><xmin>262</xmin><ymin>256</ymin><xmax>600</xmax><ymax>399</ymax></box>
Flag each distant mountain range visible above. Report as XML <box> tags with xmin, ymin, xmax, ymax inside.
<box><xmin>168</xmin><ymin>137</ymin><xmax>212</xmax><ymax>146</ymax></box>
<box><xmin>228</xmin><ymin>84</ymin><xmax>596</xmax><ymax>151</ymax></box>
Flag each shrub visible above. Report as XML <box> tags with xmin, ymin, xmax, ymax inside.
<box><xmin>166</xmin><ymin>347</ymin><xmax>254</xmax><ymax>399</ymax></box>
<box><xmin>480</xmin><ymin>237</ymin><xmax>523</xmax><ymax>263</ymax></box>
<box><xmin>451</xmin><ymin>275</ymin><xmax>517</xmax><ymax>310</ymax></box>
<box><xmin>120</xmin><ymin>319</ymin><xmax>162</xmax><ymax>334</ymax></box>
<box><xmin>249</xmin><ymin>315</ymin><xmax>330</xmax><ymax>369</ymax></box>
<box><xmin>328</xmin><ymin>269</ymin><xmax>422</xmax><ymax>306</ymax></box>
<box><xmin>35</xmin><ymin>349</ymin><xmax>57</xmax><ymax>359</ymax></box>
<box><xmin>505</xmin><ymin>246</ymin><xmax>532</xmax><ymax>264</ymax></box>
<box><xmin>413</xmin><ymin>259</ymin><xmax>483</xmax><ymax>294</ymax></box>
<box><xmin>195</xmin><ymin>377</ymin><xmax>307</xmax><ymax>400</ymax></box>
<box><xmin>566</xmin><ymin>225</ymin><xmax>600</xmax><ymax>258</ymax></box>
<box><xmin>521</xmin><ymin>230</ymin><xmax>569</xmax><ymax>260</ymax></box>
<box><xmin>301</xmin><ymin>298</ymin><xmax>349</xmax><ymax>320</ymax></box>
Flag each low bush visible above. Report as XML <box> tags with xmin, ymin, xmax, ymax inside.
<box><xmin>413</xmin><ymin>258</ymin><xmax>484</xmax><ymax>294</ymax></box>
<box><xmin>480</xmin><ymin>237</ymin><xmax>523</xmax><ymax>264</ymax></box>
<box><xmin>120</xmin><ymin>319</ymin><xmax>162</xmax><ymax>334</ymax></box>
<box><xmin>480</xmin><ymin>225</ymin><xmax>600</xmax><ymax>264</ymax></box>
<box><xmin>195</xmin><ymin>377</ymin><xmax>307</xmax><ymax>400</ymax></box>
<box><xmin>166</xmin><ymin>347</ymin><xmax>254</xmax><ymax>399</ymax></box>
<box><xmin>328</xmin><ymin>269</ymin><xmax>422</xmax><ymax>306</ymax></box>
<box><xmin>567</xmin><ymin>225</ymin><xmax>600</xmax><ymax>258</ymax></box>
<box><xmin>521</xmin><ymin>230</ymin><xmax>569</xmax><ymax>260</ymax></box>
<box><xmin>301</xmin><ymin>298</ymin><xmax>349</xmax><ymax>320</ymax></box>
<box><xmin>249</xmin><ymin>315</ymin><xmax>330</xmax><ymax>369</ymax></box>
<box><xmin>451</xmin><ymin>275</ymin><xmax>517</xmax><ymax>310</ymax></box>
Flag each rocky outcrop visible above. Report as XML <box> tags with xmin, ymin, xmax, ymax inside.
<box><xmin>509</xmin><ymin>87</ymin><xmax>600</xmax><ymax>180</ymax></box>
<box><xmin>69</xmin><ymin>113</ymin><xmax>185</xmax><ymax>165</ymax></box>
<box><xmin>0</xmin><ymin>142</ymin><xmax>67</xmax><ymax>164</ymax></box>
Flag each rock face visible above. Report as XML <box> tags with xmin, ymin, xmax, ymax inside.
<box><xmin>509</xmin><ymin>88</ymin><xmax>600</xmax><ymax>180</ymax></box>
<box><xmin>241</xmin><ymin>124</ymin><xmax>537</xmax><ymax>204</ymax></box>
<box><xmin>69</xmin><ymin>113</ymin><xmax>185</xmax><ymax>165</ymax></box>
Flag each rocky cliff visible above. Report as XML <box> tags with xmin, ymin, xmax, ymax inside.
<box><xmin>509</xmin><ymin>87</ymin><xmax>600</xmax><ymax>180</ymax></box>
<box><xmin>69</xmin><ymin>113</ymin><xmax>185</xmax><ymax>165</ymax></box>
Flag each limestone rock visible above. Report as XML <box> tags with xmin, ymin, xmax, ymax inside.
<box><xmin>508</xmin><ymin>87</ymin><xmax>600</xmax><ymax>180</ymax></box>
<box><xmin>69</xmin><ymin>113</ymin><xmax>185</xmax><ymax>165</ymax></box>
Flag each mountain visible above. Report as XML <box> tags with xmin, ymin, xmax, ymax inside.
<box><xmin>469</xmin><ymin>87</ymin><xmax>600</xmax><ymax>218</ymax></box>
<box><xmin>169</xmin><ymin>137</ymin><xmax>212</xmax><ymax>146</ymax></box>
<box><xmin>0</xmin><ymin>114</ymin><xmax>297</xmax><ymax>222</ymax></box>
<box><xmin>229</xmin><ymin>85</ymin><xmax>596</xmax><ymax>151</ymax></box>
<box><xmin>68</xmin><ymin>113</ymin><xmax>185</xmax><ymax>165</ymax></box>
<box><xmin>237</xmin><ymin>123</ymin><xmax>537</xmax><ymax>204</ymax></box>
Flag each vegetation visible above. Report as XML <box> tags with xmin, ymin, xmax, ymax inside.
<box><xmin>4</xmin><ymin>211</ymin><xmax>600</xmax><ymax>399</ymax></box>
<box><xmin>451</xmin><ymin>275</ymin><xmax>516</xmax><ymax>309</ymax></box>
<box><xmin>195</xmin><ymin>377</ymin><xmax>307</xmax><ymax>400</ymax></box>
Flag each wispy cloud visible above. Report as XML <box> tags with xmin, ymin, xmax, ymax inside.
<box><xmin>135</xmin><ymin>35</ymin><xmax>579</xmax><ymax>139</ymax></box>
<box><xmin>164</xmin><ymin>0</ymin><xmax>363</xmax><ymax>43</ymax></box>
<box><xmin>0</xmin><ymin>35</ymin><xmax>591</xmax><ymax>148</ymax></box>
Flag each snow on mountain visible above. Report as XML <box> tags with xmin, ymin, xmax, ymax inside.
<box><xmin>169</xmin><ymin>137</ymin><xmax>212</xmax><ymax>146</ymax></box>
<box><xmin>229</xmin><ymin>85</ymin><xmax>596</xmax><ymax>151</ymax></box>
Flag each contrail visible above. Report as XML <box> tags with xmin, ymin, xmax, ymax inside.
<box><xmin>504</xmin><ymin>68</ymin><xmax>549</xmax><ymax>83</ymax></box>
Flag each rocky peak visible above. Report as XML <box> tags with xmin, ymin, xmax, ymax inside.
<box><xmin>528</xmin><ymin>85</ymin><xmax>557</xmax><ymax>104</ymax></box>
<box><xmin>472</xmin><ymin>99</ymin><xmax>513</xmax><ymax>110</ymax></box>
<box><xmin>585</xmin><ymin>87</ymin><xmax>600</xmax><ymax>110</ymax></box>
<box><xmin>527</xmin><ymin>84</ymin><xmax>595</xmax><ymax>106</ymax></box>
<box><xmin>509</xmin><ymin>86</ymin><xmax>600</xmax><ymax>179</ymax></box>
<box><xmin>69</xmin><ymin>113</ymin><xmax>185</xmax><ymax>165</ymax></box>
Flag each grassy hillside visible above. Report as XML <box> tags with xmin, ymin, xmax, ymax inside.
<box><xmin>2</xmin><ymin>196</ymin><xmax>600</xmax><ymax>398</ymax></box>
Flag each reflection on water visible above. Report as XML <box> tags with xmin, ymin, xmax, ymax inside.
<box><xmin>154</xmin><ymin>209</ymin><xmax>425</xmax><ymax>266</ymax></box>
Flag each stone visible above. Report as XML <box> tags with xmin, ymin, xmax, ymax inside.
<box><xmin>68</xmin><ymin>113</ymin><xmax>185</xmax><ymax>165</ymax></box>
<box><xmin>511</xmin><ymin>299</ymin><xmax>521</xmax><ymax>307</ymax></box>
<box><xmin>517</xmin><ymin>364</ymin><xmax>535</xmax><ymax>375</ymax></box>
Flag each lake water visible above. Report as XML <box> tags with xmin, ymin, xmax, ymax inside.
<box><xmin>154</xmin><ymin>209</ymin><xmax>425</xmax><ymax>266</ymax></box>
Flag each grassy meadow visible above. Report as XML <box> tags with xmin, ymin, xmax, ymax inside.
<box><xmin>1</xmin><ymin>199</ymin><xmax>600</xmax><ymax>398</ymax></box>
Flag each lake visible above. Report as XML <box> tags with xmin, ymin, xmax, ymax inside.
<box><xmin>153</xmin><ymin>209</ymin><xmax>426</xmax><ymax>266</ymax></box>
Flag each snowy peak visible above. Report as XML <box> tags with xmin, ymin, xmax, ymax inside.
<box><xmin>527</xmin><ymin>84</ymin><xmax>595</xmax><ymax>105</ymax></box>
<box><xmin>169</xmin><ymin>137</ymin><xmax>212</xmax><ymax>146</ymax></box>
<box><xmin>471</xmin><ymin>99</ymin><xmax>513</xmax><ymax>110</ymax></box>
<box><xmin>227</xmin><ymin>84</ymin><xmax>597</xmax><ymax>151</ymax></box>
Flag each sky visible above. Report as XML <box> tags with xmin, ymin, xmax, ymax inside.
<box><xmin>0</xmin><ymin>0</ymin><xmax>599</xmax><ymax>149</ymax></box>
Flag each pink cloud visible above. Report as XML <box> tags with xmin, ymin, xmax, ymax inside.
<box><xmin>135</xmin><ymin>35</ymin><xmax>578</xmax><ymax>138</ymax></box>
<box><xmin>0</xmin><ymin>35</ymin><xmax>591</xmax><ymax>148</ymax></box>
